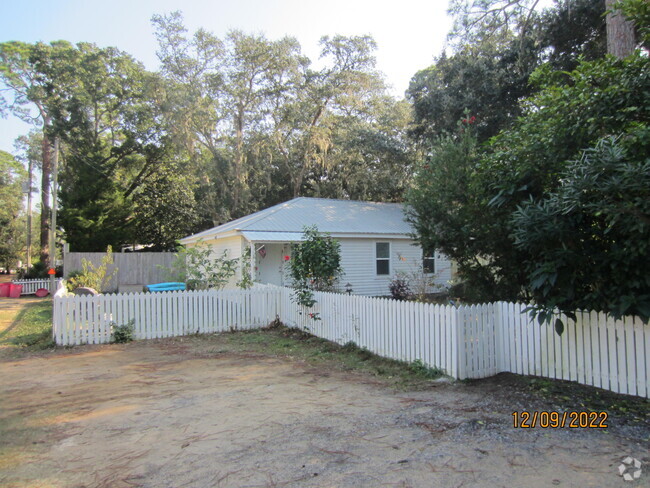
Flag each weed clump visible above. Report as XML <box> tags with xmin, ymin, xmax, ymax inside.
<box><xmin>111</xmin><ymin>319</ymin><xmax>135</xmax><ymax>343</ymax></box>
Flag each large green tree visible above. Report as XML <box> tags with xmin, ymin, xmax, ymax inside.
<box><xmin>13</xmin><ymin>130</ymin><xmax>43</xmax><ymax>267</ymax></box>
<box><xmin>512</xmin><ymin>135</ymin><xmax>650</xmax><ymax>322</ymax></box>
<box><xmin>152</xmin><ymin>12</ymin><xmax>307</xmax><ymax>225</ymax></box>
<box><xmin>152</xmin><ymin>12</ymin><xmax>410</xmax><ymax>229</ymax></box>
<box><xmin>131</xmin><ymin>160</ymin><xmax>198</xmax><ymax>251</ymax></box>
<box><xmin>406</xmin><ymin>120</ymin><xmax>526</xmax><ymax>301</ymax></box>
<box><xmin>31</xmin><ymin>41</ymin><xmax>197</xmax><ymax>251</ymax></box>
<box><xmin>408</xmin><ymin>52</ymin><xmax>649</xmax><ymax>316</ymax></box>
<box><xmin>408</xmin><ymin>0</ymin><xmax>607</xmax><ymax>144</ymax></box>
<box><xmin>0</xmin><ymin>41</ymin><xmax>73</xmax><ymax>264</ymax></box>
<box><xmin>4</xmin><ymin>15</ymin><xmax>415</xmax><ymax>254</ymax></box>
<box><xmin>271</xmin><ymin>34</ymin><xmax>389</xmax><ymax>198</ymax></box>
<box><xmin>313</xmin><ymin>98</ymin><xmax>417</xmax><ymax>201</ymax></box>
<box><xmin>0</xmin><ymin>150</ymin><xmax>26</xmax><ymax>270</ymax></box>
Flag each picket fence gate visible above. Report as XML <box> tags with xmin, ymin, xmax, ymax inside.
<box><xmin>53</xmin><ymin>284</ymin><xmax>649</xmax><ymax>398</ymax></box>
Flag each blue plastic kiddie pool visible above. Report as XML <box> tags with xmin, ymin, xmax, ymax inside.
<box><xmin>145</xmin><ymin>282</ymin><xmax>186</xmax><ymax>292</ymax></box>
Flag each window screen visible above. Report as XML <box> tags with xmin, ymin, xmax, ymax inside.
<box><xmin>376</xmin><ymin>242</ymin><xmax>390</xmax><ymax>275</ymax></box>
<box><xmin>423</xmin><ymin>253</ymin><xmax>435</xmax><ymax>274</ymax></box>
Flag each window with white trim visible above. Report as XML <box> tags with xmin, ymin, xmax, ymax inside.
<box><xmin>376</xmin><ymin>242</ymin><xmax>390</xmax><ymax>275</ymax></box>
<box><xmin>423</xmin><ymin>251</ymin><xmax>435</xmax><ymax>274</ymax></box>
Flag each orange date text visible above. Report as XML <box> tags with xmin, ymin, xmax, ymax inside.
<box><xmin>512</xmin><ymin>411</ymin><xmax>608</xmax><ymax>429</ymax></box>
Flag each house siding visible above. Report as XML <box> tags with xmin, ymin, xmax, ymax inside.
<box><xmin>338</xmin><ymin>238</ymin><xmax>452</xmax><ymax>296</ymax></box>
<box><xmin>185</xmin><ymin>235</ymin><xmax>245</xmax><ymax>288</ymax></box>
<box><xmin>190</xmin><ymin>234</ymin><xmax>453</xmax><ymax>296</ymax></box>
<box><xmin>253</xmin><ymin>242</ymin><xmax>293</xmax><ymax>286</ymax></box>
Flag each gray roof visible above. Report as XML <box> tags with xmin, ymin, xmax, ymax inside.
<box><xmin>241</xmin><ymin>231</ymin><xmax>305</xmax><ymax>242</ymax></box>
<box><xmin>181</xmin><ymin>197</ymin><xmax>413</xmax><ymax>242</ymax></box>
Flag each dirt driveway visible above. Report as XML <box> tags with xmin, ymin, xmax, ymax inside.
<box><xmin>1</xmin><ymin>337</ymin><xmax>648</xmax><ymax>488</ymax></box>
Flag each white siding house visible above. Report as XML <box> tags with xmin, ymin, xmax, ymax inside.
<box><xmin>180</xmin><ymin>197</ymin><xmax>453</xmax><ymax>296</ymax></box>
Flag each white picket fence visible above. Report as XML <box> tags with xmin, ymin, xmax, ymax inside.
<box><xmin>280</xmin><ymin>288</ymin><xmax>649</xmax><ymax>398</ymax></box>
<box><xmin>52</xmin><ymin>286</ymin><xmax>279</xmax><ymax>346</ymax></box>
<box><xmin>53</xmin><ymin>284</ymin><xmax>649</xmax><ymax>398</ymax></box>
<box><xmin>12</xmin><ymin>278</ymin><xmax>63</xmax><ymax>295</ymax></box>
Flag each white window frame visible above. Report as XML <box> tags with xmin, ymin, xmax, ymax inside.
<box><xmin>376</xmin><ymin>242</ymin><xmax>390</xmax><ymax>276</ymax></box>
<box><xmin>423</xmin><ymin>251</ymin><xmax>435</xmax><ymax>275</ymax></box>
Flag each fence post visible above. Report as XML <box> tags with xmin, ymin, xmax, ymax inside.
<box><xmin>52</xmin><ymin>283</ymin><xmax>68</xmax><ymax>344</ymax></box>
<box><xmin>52</xmin><ymin>296</ymin><xmax>59</xmax><ymax>342</ymax></box>
<box><xmin>494</xmin><ymin>302</ymin><xmax>504</xmax><ymax>373</ymax></box>
<box><xmin>452</xmin><ymin>305</ymin><xmax>465</xmax><ymax>379</ymax></box>
<box><xmin>278</xmin><ymin>287</ymin><xmax>284</xmax><ymax>321</ymax></box>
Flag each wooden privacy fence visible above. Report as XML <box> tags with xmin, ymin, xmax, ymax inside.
<box><xmin>63</xmin><ymin>252</ymin><xmax>177</xmax><ymax>291</ymax></box>
<box><xmin>53</xmin><ymin>285</ymin><xmax>649</xmax><ymax>398</ymax></box>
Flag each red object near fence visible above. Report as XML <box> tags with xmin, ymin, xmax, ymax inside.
<box><xmin>35</xmin><ymin>288</ymin><xmax>50</xmax><ymax>297</ymax></box>
<box><xmin>9</xmin><ymin>284</ymin><xmax>22</xmax><ymax>298</ymax></box>
<box><xmin>0</xmin><ymin>283</ymin><xmax>10</xmax><ymax>297</ymax></box>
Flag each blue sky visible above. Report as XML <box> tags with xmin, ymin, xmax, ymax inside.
<box><xmin>0</xmin><ymin>0</ymin><xmax>453</xmax><ymax>154</ymax></box>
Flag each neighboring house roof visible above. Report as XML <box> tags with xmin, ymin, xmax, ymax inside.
<box><xmin>180</xmin><ymin>197</ymin><xmax>414</xmax><ymax>244</ymax></box>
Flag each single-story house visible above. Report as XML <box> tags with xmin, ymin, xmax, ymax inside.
<box><xmin>179</xmin><ymin>197</ymin><xmax>453</xmax><ymax>296</ymax></box>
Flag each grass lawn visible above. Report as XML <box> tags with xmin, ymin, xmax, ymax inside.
<box><xmin>195</xmin><ymin>324</ymin><xmax>446</xmax><ymax>389</ymax></box>
<box><xmin>0</xmin><ymin>300</ymin><xmax>54</xmax><ymax>357</ymax></box>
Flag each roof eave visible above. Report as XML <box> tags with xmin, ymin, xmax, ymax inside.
<box><xmin>179</xmin><ymin>229</ymin><xmax>242</xmax><ymax>245</ymax></box>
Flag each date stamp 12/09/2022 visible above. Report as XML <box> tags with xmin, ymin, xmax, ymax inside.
<box><xmin>512</xmin><ymin>410</ymin><xmax>608</xmax><ymax>429</ymax></box>
<box><xmin>512</xmin><ymin>411</ymin><xmax>644</xmax><ymax>482</ymax></box>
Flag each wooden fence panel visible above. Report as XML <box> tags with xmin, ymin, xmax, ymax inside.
<box><xmin>63</xmin><ymin>252</ymin><xmax>177</xmax><ymax>291</ymax></box>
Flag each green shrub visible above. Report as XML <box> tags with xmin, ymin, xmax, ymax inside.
<box><xmin>65</xmin><ymin>270</ymin><xmax>83</xmax><ymax>291</ymax></box>
<box><xmin>66</xmin><ymin>246</ymin><xmax>117</xmax><ymax>292</ymax></box>
<box><xmin>409</xmin><ymin>359</ymin><xmax>444</xmax><ymax>379</ymax></box>
<box><xmin>111</xmin><ymin>319</ymin><xmax>135</xmax><ymax>343</ymax></box>
<box><xmin>289</xmin><ymin>226</ymin><xmax>343</xmax><ymax>321</ymax></box>
<box><xmin>389</xmin><ymin>277</ymin><xmax>412</xmax><ymax>301</ymax></box>
<box><xmin>161</xmin><ymin>243</ymin><xmax>238</xmax><ymax>290</ymax></box>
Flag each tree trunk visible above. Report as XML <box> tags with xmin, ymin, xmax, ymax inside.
<box><xmin>233</xmin><ymin>107</ymin><xmax>245</xmax><ymax>213</ymax></box>
<box><xmin>40</xmin><ymin>120</ymin><xmax>52</xmax><ymax>266</ymax></box>
<box><xmin>26</xmin><ymin>156</ymin><xmax>33</xmax><ymax>268</ymax></box>
<box><xmin>605</xmin><ymin>0</ymin><xmax>636</xmax><ymax>58</ymax></box>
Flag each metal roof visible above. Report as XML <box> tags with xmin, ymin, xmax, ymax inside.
<box><xmin>181</xmin><ymin>197</ymin><xmax>413</xmax><ymax>243</ymax></box>
<box><xmin>241</xmin><ymin>231</ymin><xmax>305</xmax><ymax>242</ymax></box>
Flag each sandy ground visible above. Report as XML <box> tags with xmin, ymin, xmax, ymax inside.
<box><xmin>0</xmin><ymin>337</ymin><xmax>648</xmax><ymax>488</ymax></box>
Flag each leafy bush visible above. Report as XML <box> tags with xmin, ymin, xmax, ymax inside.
<box><xmin>289</xmin><ymin>226</ymin><xmax>343</xmax><ymax>318</ymax></box>
<box><xmin>409</xmin><ymin>359</ymin><xmax>444</xmax><ymax>379</ymax></box>
<box><xmin>111</xmin><ymin>319</ymin><xmax>135</xmax><ymax>343</ymax></box>
<box><xmin>405</xmin><ymin>121</ymin><xmax>522</xmax><ymax>302</ymax></box>
<box><xmin>289</xmin><ymin>226</ymin><xmax>343</xmax><ymax>292</ymax></box>
<box><xmin>66</xmin><ymin>246</ymin><xmax>118</xmax><ymax>292</ymax></box>
<box><xmin>389</xmin><ymin>277</ymin><xmax>412</xmax><ymax>300</ymax></box>
<box><xmin>162</xmin><ymin>242</ymin><xmax>238</xmax><ymax>290</ymax></box>
<box><xmin>408</xmin><ymin>53</ymin><xmax>650</xmax><ymax>319</ymax></box>
<box><xmin>65</xmin><ymin>270</ymin><xmax>83</xmax><ymax>292</ymax></box>
<box><xmin>513</xmin><ymin>136</ymin><xmax>650</xmax><ymax>323</ymax></box>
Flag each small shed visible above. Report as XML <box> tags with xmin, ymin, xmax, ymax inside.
<box><xmin>180</xmin><ymin>197</ymin><xmax>452</xmax><ymax>296</ymax></box>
